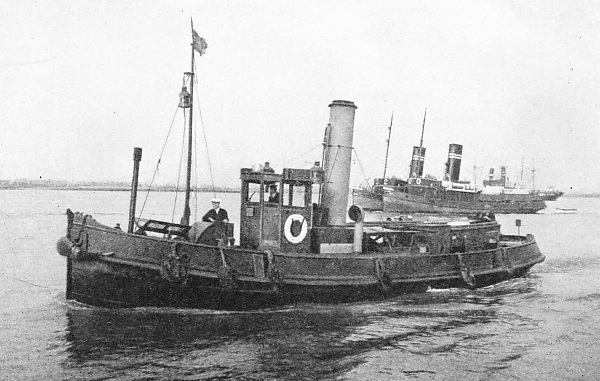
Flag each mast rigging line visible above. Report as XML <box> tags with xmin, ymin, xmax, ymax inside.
<box><xmin>352</xmin><ymin>149</ymin><xmax>370</xmax><ymax>190</ymax></box>
<box><xmin>193</xmin><ymin>99</ymin><xmax>199</xmax><ymax>218</ymax></box>
<box><xmin>138</xmin><ymin>48</ymin><xmax>214</xmax><ymax>225</ymax></box>
<box><xmin>282</xmin><ymin>144</ymin><xmax>326</xmax><ymax>167</ymax></box>
<box><xmin>138</xmin><ymin>105</ymin><xmax>181</xmax><ymax>221</ymax></box>
<box><xmin>193</xmin><ymin>59</ymin><xmax>217</xmax><ymax>200</ymax></box>
<box><xmin>172</xmin><ymin>110</ymin><xmax>189</xmax><ymax>222</ymax></box>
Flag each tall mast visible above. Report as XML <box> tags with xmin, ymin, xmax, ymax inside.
<box><xmin>417</xmin><ymin>108</ymin><xmax>427</xmax><ymax>177</ymax></box>
<box><xmin>382</xmin><ymin>112</ymin><xmax>393</xmax><ymax>179</ymax></box>
<box><xmin>181</xmin><ymin>21</ymin><xmax>196</xmax><ymax>225</ymax></box>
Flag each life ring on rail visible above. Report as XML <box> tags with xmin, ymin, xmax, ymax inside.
<box><xmin>284</xmin><ymin>214</ymin><xmax>308</xmax><ymax>244</ymax></box>
<box><xmin>416</xmin><ymin>178</ymin><xmax>421</xmax><ymax>185</ymax></box>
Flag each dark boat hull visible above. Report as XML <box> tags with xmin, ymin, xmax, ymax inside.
<box><xmin>479</xmin><ymin>193</ymin><xmax>547</xmax><ymax>213</ymax></box>
<box><xmin>384</xmin><ymin>192</ymin><xmax>546</xmax><ymax>214</ymax></box>
<box><xmin>58</xmin><ymin>215</ymin><xmax>545</xmax><ymax>310</ymax></box>
<box><xmin>351</xmin><ymin>188</ymin><xmax>383</xmax><ymax>211</ymax></box>
<box><xmin>532</xmin><ymin>190</ymin><xmax>564</xmax><ymax>201</ymax></box>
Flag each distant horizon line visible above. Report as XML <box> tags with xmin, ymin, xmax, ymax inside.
<box><xmin>0</xmin><ymin>178</ymin><xmax>240</xmax><ymax>192</ymax></box>
<box><xmin>0</xmin><ymin>178</ymin><xmax>595</xmax><ymax>197</ymax></box>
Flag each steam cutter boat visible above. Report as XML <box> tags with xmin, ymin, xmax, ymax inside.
<box><xmin>55</xmin><ymin>30</ymin><xmax>544</xmax><ymax>310</ymax></box>
<box><xmin>57</xmin><ymin>100</ymin><xmax>545</xmax><ymax>310</ymax></box>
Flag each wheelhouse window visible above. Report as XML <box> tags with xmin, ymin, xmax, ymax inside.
<box><xmin>245</xmin><ymin>182</ymin><xmax>262</xmax><ymax>203</ymax></box>
<box><xmin>281</xmin><ymin>182</ymin><xmax>311</xmax><ymax>208</ymax></box>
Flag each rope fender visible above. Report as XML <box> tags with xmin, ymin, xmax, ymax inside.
<box><xmin>57</xmin><ymin>213</ymin><xmax>90</xmax><ymax>260</ymax></box>
<box><xmin>161</xmin><ymin>241</ymin><xmax>189</xmax><ymax>284</ymax></box>
<box><xmin>216</xmin><ymin>239</ymin><xmax>238</xmax><ymax>290</ymax></box>
<box><xmin>266</xmin><ymin>250</ymin><xmax>284</xmax><ymax>293</ymax></box>
<box><xmin>458</xmin><ymin>253</ymin><xmax>476</xmax><ymax>287</ymax></box>
<box><xmin>374</xmin><ymin>258</ymin><xmax>391</xmax><ymax>293</ymax></box>
<box><xmin>502</xmin><ymin>247</ymin><xmax>515</xmax><ymax>275</ymax></box>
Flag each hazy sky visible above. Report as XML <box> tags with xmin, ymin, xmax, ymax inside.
<box><xmin>2</xmin><ymin>1</ymin><xmax>598</xmax><ymax>193</ymax></box>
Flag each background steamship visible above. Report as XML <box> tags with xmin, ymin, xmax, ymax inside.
<box><xmin>354</xmin><ymin>144</ymin><xmax>547</xmax><ymax>215</ymax></box>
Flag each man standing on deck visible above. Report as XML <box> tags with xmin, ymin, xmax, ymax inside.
<box><xmin>202</xmin><ymin>199</ymin><xmax>229</xmax><ymax>223</ymax></box>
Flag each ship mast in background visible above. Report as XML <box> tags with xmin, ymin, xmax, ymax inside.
<box><xmin>382</xmin><ymin>112</ymin><xmax>394</xmax><ymax>179</ymax></box>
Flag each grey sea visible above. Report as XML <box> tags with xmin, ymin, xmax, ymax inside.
<box><xmin>1</xmin><ymin>189</ymin><xmax>598</xmax><ymax>380</ymax></box>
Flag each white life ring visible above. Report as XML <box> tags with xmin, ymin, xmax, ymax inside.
<box><xmin>416</xmin><ymin>178</ymin><xmax>421</xmax><ymax>185</ymax></box>
<box><xmin>284</xmin><ymin>214</ymin><xmax>308</xmax><ymax>244</ymax></box>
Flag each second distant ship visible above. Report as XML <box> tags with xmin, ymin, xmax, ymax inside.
<box><xmin>355</xmin><ymin>144</ymin><xmax>546</xmax><ymax>215</ymax></box>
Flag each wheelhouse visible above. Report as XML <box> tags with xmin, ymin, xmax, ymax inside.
<box><xmin>239</xmin><ymin>167</ymin><xmax>323</xmax><ymax>252</ymax></box>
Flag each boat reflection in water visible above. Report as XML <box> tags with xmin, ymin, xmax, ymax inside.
<box><xmin>62</xmin><ymin>276</ymin><xmax>542</xmax><ymax>379</ymax></box>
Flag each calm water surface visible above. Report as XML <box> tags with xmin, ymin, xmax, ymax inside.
<box><xmin>1</xmin><ymin>190</ymin><xmax>598</xmax><ymax>380</ymax></box>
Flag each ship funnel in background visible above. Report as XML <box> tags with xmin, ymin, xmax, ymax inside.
<box><xmin>445</xmin><ymin>143</ymin><xmax>463</xmax><ymax>182</ymax></box>
<box><xmin>500</xmin><ymin>166</ymin><xmax>507</xmax><ymax>187</ymax></box>
<box><xmin>321</xmin><ymin>100</ymin><xmax>357</xmax><ymax>226</ymax></box>
<box><xmin>489</xmin><ymin>168</ymin><xmax>494</xmax><ymax>181</ymax></box>
<box><xmin>409</xmin><ymin>146</ymin><xmax>426</xmax><ymax>178</ymax></box>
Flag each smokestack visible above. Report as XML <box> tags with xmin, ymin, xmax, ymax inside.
<box><xmin>321</xmin><ymin>100</ymin><xmax>357</xmax><ymax>226</ymax></box>
<box><xmin>500</xmin><ymin>166</ymin><xmax>506</xmax><ymax>187</ymax></box>
<box><xmin>128</xmin><ymin>147</ymin><xmax>142</xmax><ymax>233</ymax></box>
<box><xmin>445</xmin><ymin>144</ymin><xmax>463</xmax><ymax>182</ymax></box>
<box><xmin>409</xmin><ymin>146</ymin><xmax>426</xmax><ymax>178</ymax></box>
<box><xmin>489</xmin><ymin>168</ymin><xmax>494</xmax><ymax>181</ymax></box>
